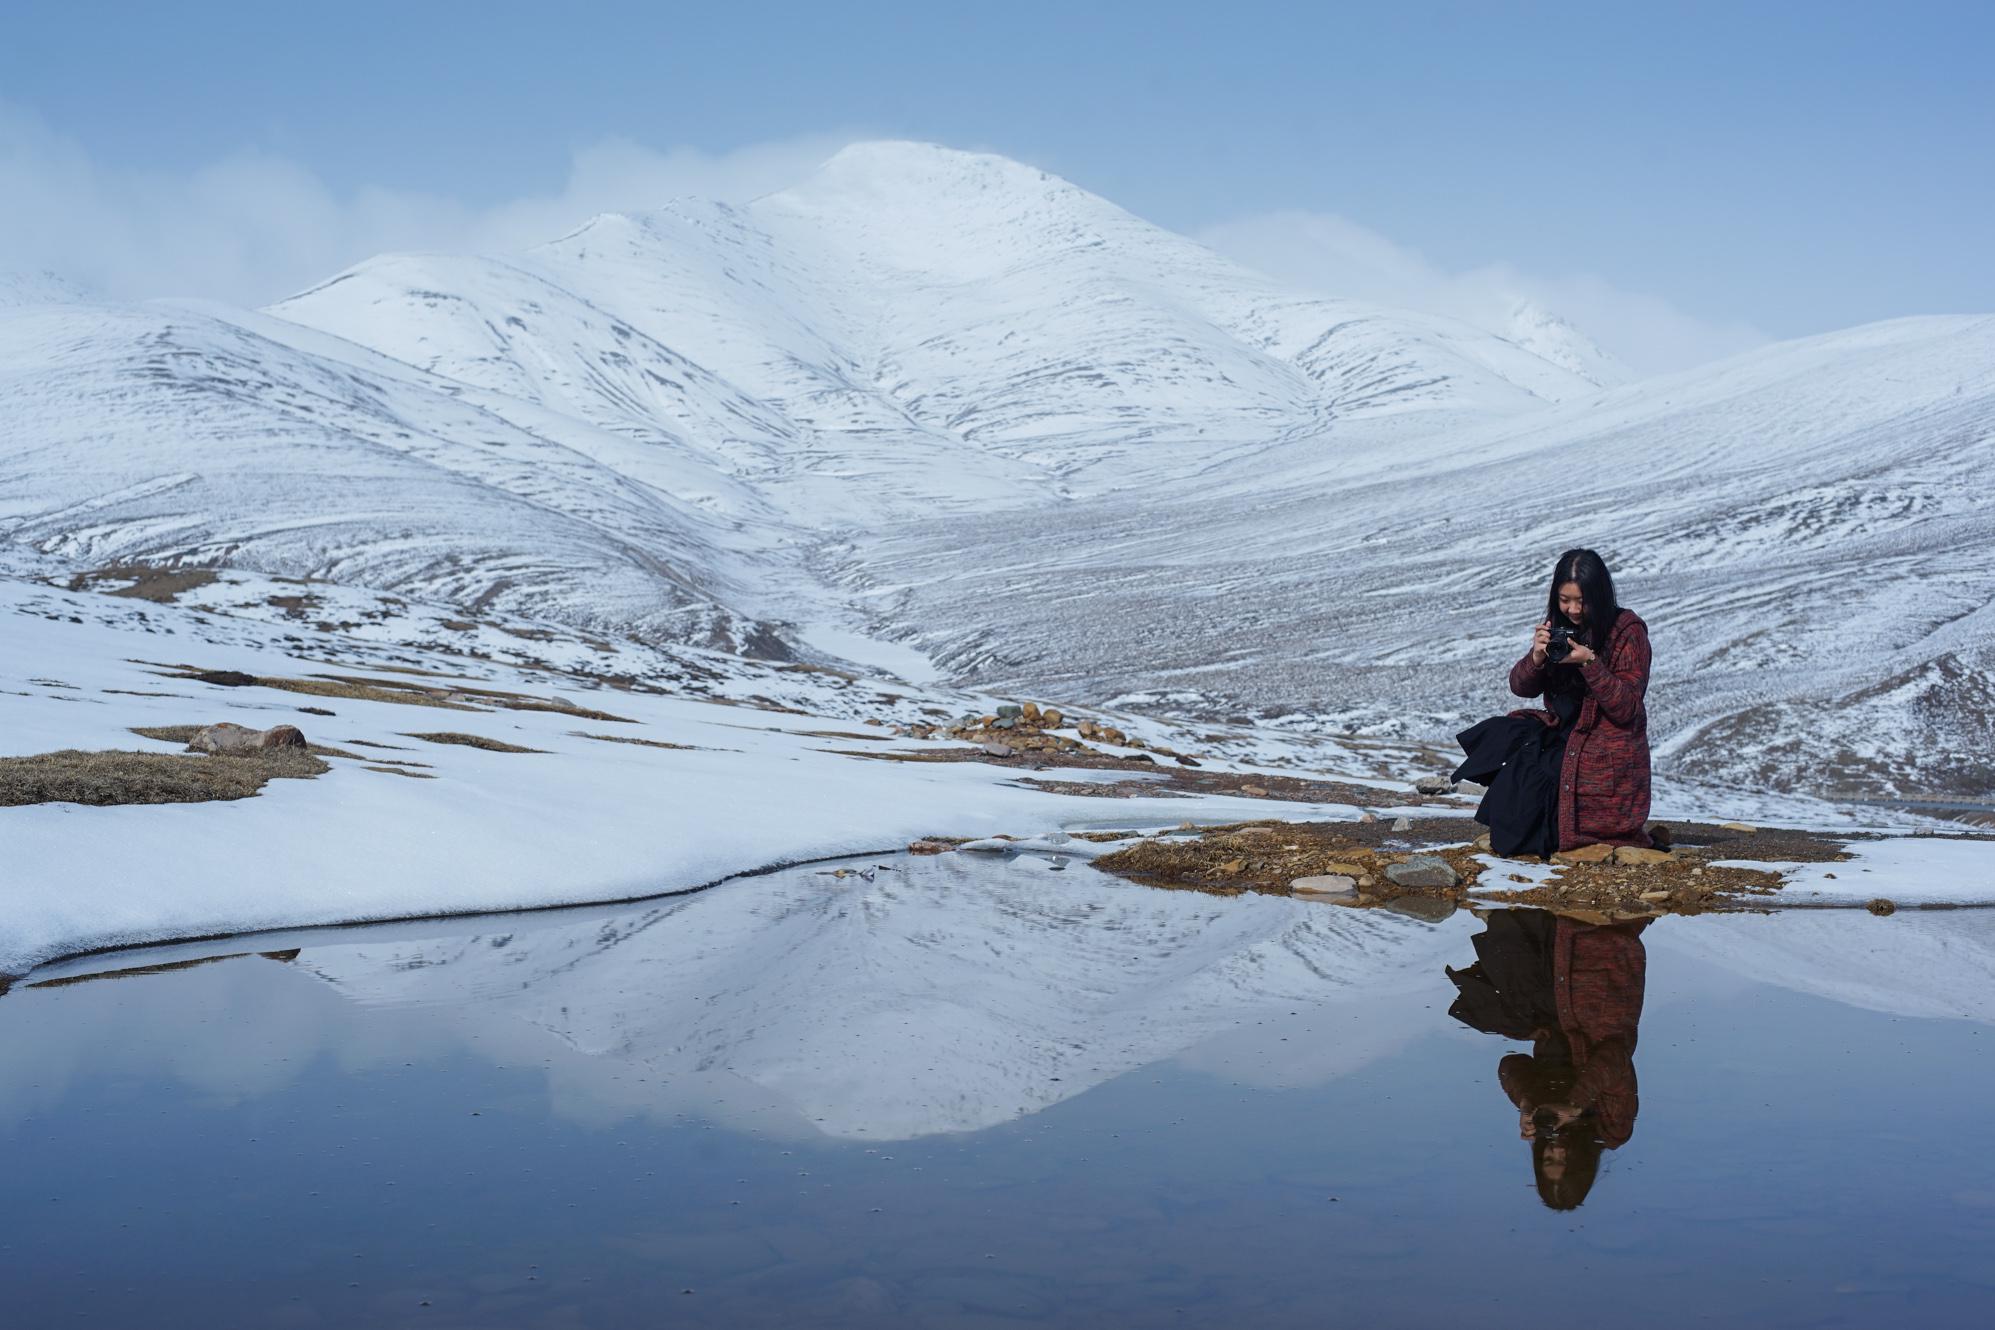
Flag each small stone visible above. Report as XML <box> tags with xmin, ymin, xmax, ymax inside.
<box><xmin>1473</xmin><ymin>833</ymin><xmax>1492</xmax><ymax>852</ymax></box>
<box><xmin>1176</xmin><ymin>755</ymin><xmax>1201</xmax><ymax>767</ymax></box>
<box><xmin>1290</xmin><ymin>874</ymin><xmax>1357</xmax><ymax>896</ymax></box>
<box><xmin>1455</xmin><ymin>780</ymin><xmax>1488</xmax><ymax>797</ymax></box>
<box><xmin>996</xmin><ymin>704</ymin><xmax>1024</xmax><ymax>718</ymax></box>
<box><xmin>1240</xmin><ymin>784</ymin><xmax>1270</xmax><ymax>797</ymax></box>
<box><xmin>1358</xmin><ymin>812</ymin><xmax>1378</xmax><ymax>825</ymax></box>
<box><xmin>1553</xmin><ymin>844</ymin><xmax>1617</xmax><ymax>865</ymax></box>
<box><xmin>1042</xmin><ymin>708</ymin><xmax>1064</xmax><ymax>728</ymax></box>
<box><xmin>1384</xmin><ymin>855</ymin><xmax>1459</xmax><ymax>889</ymax></box>
<box><xmin>1720</xmin><ymin>822</ymin><xmax>1758</xmax><ymax>833</ymax></box>
<box><xmin>1613</xmin><ymin>846</ymin><xmax>1674</xmax><ymax>866</ymax></box>
<box><xmin>907</xmin><ymin>840</ymin><xmax>951</xmax><ymax>855</ymax></box>
<box><xmin>1318</xmin><ymin>861</ymin><xmax>1370</xmax><ymax>878</ymax></box>
<box><xmin>980</xmin><ymin>742</ymin><xmax>1015</xmax><ymax>758</ymax></box>
<box><xmin>1413</xmin><ymin>775</ymin><xmax>1455</xmax><ymax>795</ymax></box>
<box><xmin>1637</xmin><ymin>889</ymin><xmax>1671</xmax><ymax>902</ymax></box>
<box><xmin>1021</xmin><ymin>701</ymin><xmax>1042</xmax><ymax>721</ymax></box>
<box><xmin>1868</xmin><ymin>898</ymin><xmax>1897</xmax><ymax>916</ymax></box>
<box><xmin>1390</xmin><ymin>817</ymin><xmax>1412</xmax><ymax>832</ymax></box>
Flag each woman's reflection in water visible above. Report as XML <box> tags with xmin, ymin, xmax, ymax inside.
<box><xmin>1446</xmin><ymin>907</ymin><xmax>1648</xmax><ymax>1210</ymax></box>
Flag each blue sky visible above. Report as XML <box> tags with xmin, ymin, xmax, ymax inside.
<box><xmin>2</xmin><ymin>1</ymin><xmax>1989</xmax><ymax>367</ymax></box>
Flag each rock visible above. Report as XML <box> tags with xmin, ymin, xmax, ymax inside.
<box><xmin>1612</xmin><ymin>846</ymin><xmax>1675</xmax><ymax>866</ymax></box>
<box><xmin>1384</xmin><ymin>855</ymin><xmax>1459</xmax><ymax>889</ymax></box>
<box><xmin>863</xmin><ymin>717</ymin><xmax>885</xmax><ymax>727</ymax></box>
<box><xmin>1124</xmin><ymin>752</ymin><xmax>1156</xmax><ymax>763</ymax></box>
<box><xmin>1473</xmin><ymin>833</ymin><xmax>1493</xmax><ymax>852</ymax></box>
<box><xmin>1042</xmin><ymin>708</ymin><xmax>1063</xmax><ymax>728</ymax></box>
<box><xmin>1358</xmin><ymin>811</ymin><xmax>1378</xmax><ymax>825</ymax></box>
<box><xmin>1102</xmin><ymin>727</ymin><xmax>1127</xmax><ymax>745</ymax></box>
<box><xmin>1217</xmin><ymin>858</ymin><xmax>1247</xmax><ymax>876</ymax></box>
<box><xmin>1390</xmin><ymin>816</ymin><xmax>1412</xmax><ymax>832</ymax></box>
<box><xmin>1240</xmin><ymin>784</ymin><xmax>1270</xmax><ymax>797</ymax></box>
<box><xmin>996</xmin><ymin>704</ymin><xmax>1024</xmax><ymax>719</ymax></box>
<box><xmin>1175</xmin><ymin>755</ymin><xmax>1201</xmax><ymax>767</ymax></box>
<box><xmin>1553</xmin><ymin>843</ymin><xmax>1617</xmax><ymax>865</ymax></box>
<box><xmin>1455</xmin><ymin>780</ymin><xmax>1488</xmax><ymax>796</ymax></box>
<box><xmin>1318</xmin><ymin>861</ymin><xmax>1371</xmax><ymax>879</ymax></box>
<box><xmin>187</xmin><ymin>722</ymin><xmax>308</xmax><ymax>755</ymax></box>
<box><xmin>907</xmin><ymin>840</ymin><xmax>952</xmax><ymax>855</ymax></box>
<box><xmin>1290</xmin><ymin>874</ymin><xmax>1358</xmax><ymax>896</ymax></box>
<box><xmin>1868</xmin><ymin>898</ymin><xmax>1897</xmax><ymax>916</ymax></box>
<box><xmin>1637</xmin><ymin>889</ymin><xmax>1671</xmax><ymax>902</ymax></box>
<box><xmin>1384</xmin><ymin>895</ymin><xmax>1457</xmax><ymax>923</ymax></box>
<box><xmin>1645</xmin><ymin>821</ymin><xmax>1674</xmax><ymax>850</ymax></box>
<box><xmin>1413</xmin><ymin>775</ymin><xmax>1455</xmax><ymax>795</ymax></box>
<box><xmin>979</xmin><ymin>742</ymin><xmax>1015</xmax><ymax>758</ymax></box>
<box><xmin>1720</xmin><ymin>822</ymin><xmax>1758</xmax><ymax>833</ymax></box>
<box><xmin>1022</xmin><ymin>702</ymin><xmax>1042</xmax><ymax>721</ymax></box>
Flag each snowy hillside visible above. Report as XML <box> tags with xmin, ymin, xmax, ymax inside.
<box><xmin>1</xmin><ymin>141</ymin><xmax>1989</xmax><ymax>801</ymax></box>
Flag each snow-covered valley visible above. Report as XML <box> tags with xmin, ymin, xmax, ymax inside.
<box><xmin>3</xmin><ymin>141</ymin><xmax>1993</xmax><ymax>978</ymax></box>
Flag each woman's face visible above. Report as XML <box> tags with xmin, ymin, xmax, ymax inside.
<box><xmin>1557</xmin><ymin>581</ymin><xmax>1586</xmax><ymax>625</ymax></box>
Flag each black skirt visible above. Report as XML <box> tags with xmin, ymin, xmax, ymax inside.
<box><xmin>1454</xmin><ymin>713</ymin><xmax>1569</xmax><ymax>858</ymax></box>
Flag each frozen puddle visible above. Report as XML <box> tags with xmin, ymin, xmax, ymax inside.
<box><xmin>6</xmin><ymin>852</ymin><xmax>1995</xmax><ymax>1326</ymax></box>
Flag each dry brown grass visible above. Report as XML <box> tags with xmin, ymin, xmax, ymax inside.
<box><xmin>363</xmin><ymin>764</ymin><xmax>437</xmax><ymax>778</ymax></box>
<box><xmin>67</xmin><ymin>565</ymin><xmax>220</xmax><ymax>603</ymax></box>
<box><xmin>154</xmin><ymin>664</ymin><xmax>637</xmax><ymax>722</ymax></box>
<box><xmin>0</xmin><ymin>747</ymin><xmax>329</xmax><ymax>807</ymax></box>
<box><xmin>401</xmin><ymin>731</ymin><xmax>545</xmax><ymax>753</ymax></box>
<box><xmin>570</xmin><ymin>731</ymin><xmax>698</xmax><ymax>751</ymax></box>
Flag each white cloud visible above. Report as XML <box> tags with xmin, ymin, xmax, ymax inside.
<box><xmin>0</xmin><ymin>102</ymin><xmax>854</xmax><ymax>306</ymax></box>
<box><xmin>1197</xmin><ymin>209</ymin><xmax>1768</xmax><ymax>376</ymax></box>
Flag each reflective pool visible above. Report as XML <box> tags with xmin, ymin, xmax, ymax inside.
<box><xmin>4</xmin><ymin>854</ymin><xmax>1993</xmax><ymax>1327</ymax></box>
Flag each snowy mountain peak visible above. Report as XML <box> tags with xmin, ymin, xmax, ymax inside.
<box><xmin>1505</xmin><ymin>299</ymin><xmax>1631</xmax><ymax>387</ymax></box>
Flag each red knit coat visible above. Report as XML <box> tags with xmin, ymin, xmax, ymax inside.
<box><xmin>1507</xmin><ymin>610</ymin><xmax>1653</xmax><ymax>851</ymax></box>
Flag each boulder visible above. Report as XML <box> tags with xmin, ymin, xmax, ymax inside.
<box><xmin>1022</xmin><ymin>702</ymin><xmax>1042</xmax><ymax>721</ymax></box>
<box><xmin>187</xmin><ymin>722</ymin><xmax>308</xmax><ymax>756</ymax></box>
<box><xmin>1390</xmin><ymin>816</ymin><xmax>1412</xmax><ymax>832</ymax></box>
<box><xmin>1413</xmin><ymin>775</ymin><xmax>1455</xmax><ymax>795</ymax></box>
<box><xmin>1612</xmin><ymin>846</ymin><xmax>1674</xmax><ymax>866</ymax></box>
<box><xmin>1042</xmin><ymin>708</ymin><xmax>1064</xmax><ymax>728</ymax></box>
<box><xmin>1290</xmin><ymin>874</ymin><xmax>1357</xmax><ymax>896</ymax></box>
<box><xmin>979</xmin><ymin>742</ymin><xmax>1015</xmax><ymax>758</ymax></box>
<box><xmin>1553</xmin><ymin>843</ymin><xmax>1616</xmax><ymax>865</ymax></box>
<box><xmin>1456</xmin><ymin>780</ymin><xmax>1488</xmax><ymax>796</ymax></box>
<box><xmin>1385</xmin><ymin>855</ymin><xmax>1459</xmax><ymax>889</ymax></box>
<box><xmin>1473</xmin><ymin>833</ymin><xmax>1493</xmax><ymax>852</ymax></box>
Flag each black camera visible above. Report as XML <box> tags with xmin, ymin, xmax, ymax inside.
<box><xmin>1546</xmin><ymin>624</ymin><xmax>1578</xmax><ymax>662</ymax></box>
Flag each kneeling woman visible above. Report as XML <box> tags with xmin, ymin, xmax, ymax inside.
<box><xmin>1456</xmin><ymin>549</ymin><xmax>1652</xmax><ymax>857</ymax></box>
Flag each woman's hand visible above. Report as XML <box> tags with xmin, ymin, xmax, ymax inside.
<box><xmin>1565</xmin><ymin>642</ymin><xmax>1598</xmax><ymax>667</ymax></box>
<box><xmin>1530</xmin><ymin>620</ymin><xmax>1551</xmax><ymax>665</ymax></box>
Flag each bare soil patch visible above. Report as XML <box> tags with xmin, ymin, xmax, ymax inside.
<box><xmin>570</xmin><ymin>731</ymin><xmax>700</xmax><ymax>751</ymax></box>
<box><xmin>1091</xmin><ymin>818</ymin><xmax>1859</xmax><ymax>917</ymax></box>
<box><xmin>67</xmin><ymin>565</ymin><xmax>220</xmax><ymax>603</ymax></box>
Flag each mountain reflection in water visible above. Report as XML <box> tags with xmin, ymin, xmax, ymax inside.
<box><xmin>6</xmin><ymin>855</ymin><xmax>1995</xmax><ymax>1327</ymax></box>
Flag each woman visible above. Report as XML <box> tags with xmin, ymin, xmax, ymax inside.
<box><xmin>1454</xmin><ymin>549</ymin><xmax>1651</xmax><ymax>857</ymax></box>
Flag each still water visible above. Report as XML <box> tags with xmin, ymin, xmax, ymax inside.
<box><xmin>4</xmin><ymin>853</ymin><xmax>1993</xmax><ymax>1327</ymax></box>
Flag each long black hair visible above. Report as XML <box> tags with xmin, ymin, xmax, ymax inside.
<box><xmin>1544</xmin><ymin>548</ymin><xmax>1622</xmax><ymax>652</ymax></box>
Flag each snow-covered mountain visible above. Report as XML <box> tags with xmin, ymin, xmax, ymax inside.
<box><xmin>1</xmin><ymin>141</ymin><xmax>1989</xmax><ymax>800</ymax></box>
